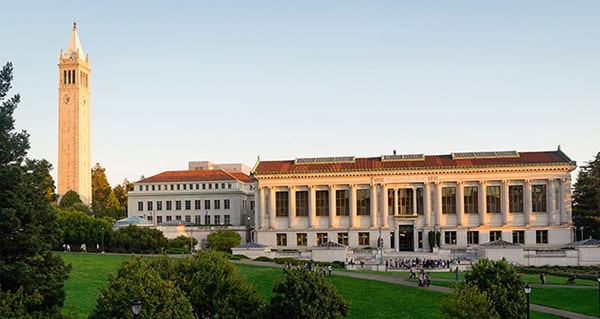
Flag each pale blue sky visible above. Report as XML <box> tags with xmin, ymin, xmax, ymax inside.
<box><xmin>4</xmin><ymin>1</ymin><xmax>599</xmax><ymax>186</ymax></box>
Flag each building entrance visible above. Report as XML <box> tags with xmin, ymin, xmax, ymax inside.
<box><xmin>398</xmin><ymin>225</ymin><xmax>414</xmax><ymax>251</ymax></box>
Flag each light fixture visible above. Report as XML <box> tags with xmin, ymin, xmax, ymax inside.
<box><xmin>131</xmin><ymin>300</ymin><xmax>142</xmax><ymax>318</ymax></box>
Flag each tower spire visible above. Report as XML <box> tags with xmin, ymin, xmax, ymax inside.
<box><xmin>66</xmin><ymin>21</ymin><xmax>85</xmax><ymax>59</ymax></box>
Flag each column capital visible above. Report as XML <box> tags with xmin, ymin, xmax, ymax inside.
<box><xmin>479</xmin><ymin>180</ymin><xmax>487</xmax><ymax>185</ymax></box>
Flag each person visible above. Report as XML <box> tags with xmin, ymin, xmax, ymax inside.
<box><xmin>454</xmin><ymin>266</ymin><xmax>459</xmax><ymax>281</ymax></box>
<box><xmin>567</xmin><ymin>275</ymin><xmax>576</xmax><ymax>285</ymax></box>
<box><xmin>426</xmin><ymin>273</ymin><xmax>431</xmax><ymax>287</ymax></box>
<box><xmin>328</xmin><ymin>265</ymin><xmax>332</xmax><ymax>276</ymax></box>
<box><xmin>539</xmin><ymin>273</ymin><xmax>546</xmax><ymax>285</ymax></box>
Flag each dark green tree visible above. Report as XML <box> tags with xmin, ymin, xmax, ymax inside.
<box><xmin>464</xmin><ymin>258</ymin><xmax>526</xmax><ymax>319</ymax></box>
<box><xmin>57</xmin><ymin>209</ymin><xmax>113</xmax><ymax>251</ymax></box>
<box><xmin>111</xmin><ymin>225</ymin><xmax>168</xmax><ymax>253</ymax></box>
<box><xmin>572</xmin><ymin>152</ymin><xmax>600</xmax><ymax>240</ymax></box>
<box><xmin>58</xmin><ymin>189</ymin><xmax>83</xmax><ymax>208</ymax></box>
<box><xmin>440</xmin><ymin>282</ymin><xmax>500</xmax><ymax>319</ymax></box>
<box><xmin>91</xmin><ymin>163</ymin><xmax>112</xmax><ymax>217</ymax></box>
<box><xmin>269</xmin><ymin>267</ymin><xmax>349</xmax><ymax>319</ymax></box>
<box><xmin>0</xmin><ymin>61</ymin><xmax>71</xmax><ymax>317</ymax></box>
<box><xmin>167</xmin><ymin>235</ymin><xmax>197</xmax><ymax>254</ymax></box>
<box><xmin>207</xmin><ymin>229</ymin><xmax>242</xmax><ymax>253</ymax></box>
<box><xmin>89</xmin><ymin>256</ymin><xmax>194</xmax><ymax>319</ymax></box>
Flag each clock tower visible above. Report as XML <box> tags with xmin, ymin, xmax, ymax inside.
<box><xmin>58</xmin><ymin>22</ymin><xmax>91</xmax><ymax>204</ymax></box>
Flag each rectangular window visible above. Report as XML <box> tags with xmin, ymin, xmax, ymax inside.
<box><xmin>137</xmin><ymin>201</ymin><xmax>143</xmax><ymax>211</ymax></box>
<box><xmin>166</xmin><ymin>216</ymin><xmax>172</xmax><ymax>222</ymax></box>
<box><xmin>214</xmin><ymin>200</ymin><xmax>221</xmax><ymax>210</ymax></box>
<box><xmin>275</xmin><ymin>191</ymin><xmax>289</xmax><ymax>217</ymax></box>
<box><xmin>194</xmin><ymin>200</ymin><xmax>201</xmax><ymax>210</ymax></box>
<box><xmin>157</xmin><ymin>216</ymin><xmax>163</xmax><ymax>223</ymax></box>
<box><xmin>195</xmin><ymin>215</ymin><xmax>202</xmax><ymax>224</ymax></box>
<box><xmin>442</xmin><ymin>187</ymin><xmax>456</xmax><ymax>214</ymax></box>
<box><xmin>387</xmin><ymin>189</ymin><xmax>395</xmax><ymax>214</ymax></box>
<box><xmin>444</xmin><ymin>231</ymin><xmax>457</xmax><ymax>245</ymax></box>
<box><xmin>185</xmin><ymin>215</ymin><xmax>191</xmax><ymax>222</ymax></box>
<box><xmin>202</xmin><ymin>184</ymin><xmax>206</xmax><ymax>190</ymax></box>
<box><xmin>489</xmin><ymin>231</ymin><xmax>502</xmax><ymax>241</ymax></box>
<box><xmin>209</xmin><ymin>184</ymin><xmax>212</xmax><ymax>189</ymax></box>
<box><xmin>316</xmin><ymin>190</ymin><xmax>329</xmax><ymax>216</ymax></box>
<box><xmin>468</xmin><ymin>230</ymin><xmax>479</xmax><ymax>245</ymax></box>
<box><xmin>317</xmin><ymin>233</ymin><xmax>328</xmax><ymax>245</ymax></box>
<box><xmin>224</xmin><ymin>215</ymin><xmax>230</xmax><ymax>225</ymax></box>
<box><xmin>175</xmin><ymin>215</ymin><xmax>182</xmax><ymax>221</ymax></box>
<box><xmin>156</xmin><ymin>201</ymin><xmax>162</xmax><ymax>211</ymax></box>
<box><xmin>185</xmin><ymin>200</ymin><xmax>191</xmax><ymax>210</ymax></box>
<box><xmin>513</xmin><ymin>230</ymin><xmax>525</xmax><ymax>244</ymax></box>
<box><xmin>358</xmin><ymin>232</ymin><xmax>370</xmax><ymax>246</ymax></box>
<box><xmin>336</xmin><ymin>190</ymin><xmax>349</xmax><ymax>216</ymax></box>
<box><xmin>296</xmin><ymin>191</ymin><xmax>308</xmax><ymax>217</ymax></box>
<box><xmin>215</xmin><ymin>183</ymin><xmax>219</xmax><ymax>189</ymax></box>
<box><xmin>296</xmin><ymin>233</ymin><xmax>307</xmax><ymax>246</ymax></box>
<box><xmin>486</xmin><ymin>186</ymin><xmax>501</xmax><ymax>213</ymax></box>
<box><xmin>175</xmin><ymin>200</ymin><xmax>181</xmax><ymax>210</ymax></box>
<box><xmin>147</xmin><ymin>201</ymin><xmax>153</xmax><ymax>211</ymax></box>
<box><xmin>416</xmin><ymin>188</ymin><xmax>424</xmax><ymax>215</ymax></box>
<box><xmin>166</xmin><ymin>201</ymin><xmax>172</xmax><ymax>211</ymax></box>
<box><xmin>183</xmin><ymin>184</ymin><xmax>186</xmax><ymax>190</ymax></box>
<box><xmin>337</xmin><ymin>232</ymin><xmax>349</xmax><ymax>245</ymax></box>
<box><xmin>214</xmin><ymin>215</ymin><xmax>221</xmax><ymax>225</ymax></box>
<box><xmin>418</xmin><ymin>231</ymin><xmax>423</xmax><ymax>249</ymax></box>
<box><xmin>250</xmin><ymin>201</ymin><xmax>255</xmax><ymax>211</ymax></box>
<box><xmin>536</xmin><ymin>230</ymin><xmax>548</xmax><ymax>244</ymax></box>
<box><xmin>464</xmin><ymin>186</ymin><xmax>479</xmax><ymax>214</ymax></box>
<box><xmin>224</xmin><ymin>199</ymin><xmax>230</xmax><ymax>210</ymax></box>
<box><xmin>151</xmin><ymin>185</ymin><xmax>155</xmax><ymax>191</ymax></box>
<box><xmin>170</xmin><ymin>184</ymin><xmax>174</xmax><ymax>191</ymax></box>
<box><xmin>276</xmin><ymin>234</ymin><xmax>287</xmax><ymax>246</ymax></box>
<box><xmin>532</xmin><ymin>185</ymin><xmax>547</xmax><ymax>213</ymax></box>
<box><xmin>147</xmin><ymin>215</ymin><xmax>153</xmax><ymax>222</ymax></box>
<box><xmin>356</xmin><ymin>189</ymin><xmax>371</xmax><ymax>216</ymax></box>
<box><xmin>204</xmin><ymin>200</ymin><xmax>211</xmax><ymax>210</ymax></box>
<box><xmin>398</xmin><ymin>188</ymin><xmax>413</xmax><ymax>214</ymax></box>
<box><xmin>509</xmin><ymin>185</ymin><xmax>523</xmax><ymax>213</ymax></box>
<box><xmin>205</xmin><ymin>214</ymin><xmax>210</xmax><ymax>225</ymax></box>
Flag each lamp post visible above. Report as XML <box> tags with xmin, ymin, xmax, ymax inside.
<box><xmin>524</xmin><ymin>283</ymin><xmax>531</xmax><ymax>319</ymax></box>
<box><xmin>131</xmin><ymin>300</ymin><xmax>142</xmax><ymax>319</ymax></box>
<box><xmin>101</xmin><ymin>227</ymin><xmax>105</xmax><ymax>253</ymax></box>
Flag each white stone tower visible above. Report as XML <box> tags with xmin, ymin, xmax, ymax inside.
<box><xmin>58</xmin><ymin>22</ymin><xmax>91</xmax><ymax>204</ymax></box>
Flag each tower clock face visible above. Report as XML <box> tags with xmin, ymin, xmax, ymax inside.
<box><xmin>63</xmin><ymin>94</ymin><xmax>70</xmax><ymax>105</ymax></box>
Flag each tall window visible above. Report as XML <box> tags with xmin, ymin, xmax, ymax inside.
<box><xmin>536</xmin><ymin>230</ymin><xmax>548</xmax><ymax>244</ymax></box>
<box><xmin>358</xmin><ymin>232</ymin><xmax>370</xmax><ymax>246</ymax></box>
<box><xmin>147</xmin><ymin>201</ymin><xmax>153</xmax><ymax>211</ymax></box>
<box><xmin>513</xmin><ymin>230</ymin><xmax>525</xmax><ymax>244</ymax></box>
<box><xmin>276</xmin><ymin>234</ymin><xmax>287</xmax><ymax>246</ymax></box>
<box><xmin>224</xmin><ymin>199</ymin><xmax>230</xmax><ymax>210</ymax></box>
<box><xmin>486</xmin><ymin>186</ymin><xmax>500</xmax><ymax>213</ymax></box>
<box><xmin>489</xmin><ymin>230</ymin><xmax>502</xmax><ymax>241</ymax></box>
<box><xmin>296</xmin><ymin>233</ymin><xmax>307</xmax><ymax>246</ymax></box>
<box><xmin>316</xmin><ymin>190</ymin><xmax>329</xmax><ymax>216</ymax></box>
<box><xmin>468</xmin><ymin>231</ymin><xmax>479</xmax><ymax>245</ymax></box>
<box><xmin>156</xmin><ymin>201</ymin><xmax>162</xmax><ymax>211</ymax></box>
<box><xmin>214</xmin><ymin>215</ymin><xmax>221</xmax><ymax>225</ymax></box>
<box><xmin>442</xmin><ymin>187</ymin><xmax>456</xmax><ymax>214</ymax></box>
<box><xmin>137</xmin><ymin>201</ymin><xmax>143</xmax><ymax>211</ymax></box>
<box><xmin>296</xmin><ymin>191</ymin><xmax>308</xmax><ymax>217</ymax></box>
<box><xmin>532</xmin><ymin>185</ymin><xmax>547</xmax><ymax>212</ymax></box>
<box><xmin>166</xmin><ymin>201</ymin><xmax>172</xmax><ymax>210</ymax></box>
<box><xmin>185</xmin><ymin>215</ymin><xmax>191</xmax><ymax>222</ymax></box>
<box><xmin>464</xmin><ymin>186</ymin><xmax>478</xmax><ymax>214</ymax></box>
<box><xmin>337</xmin><ymin>232</ymin><xmax>349</xmax><ymax>245</ymax></box>
<box><xmin>444</xmin><ymin>231</ymin><xmax>457</xmax><ymax>245</ymax></box>
<box><xmin>275</xmin><ymin>191</ymin><xmax>289</xmax><ymax>217</ymax></box>
<box><xmin>214</xmin><ymin>200</ymin><xmax>221</xmax><ymax>210</ymax></box>
<box><xmin>416</xmin><ymin>188</ymin><xmax>424</xmax><ymax>215</ymax></box>
<box><xmin>194</xmin><ymin>200</ymin><xmax>201</xmax><ymax>210</ymax></box>
<box><xmin>336</xmin><ymin>190</ymin><xmax>349</xmax><ymax>216</ymax></box>
<box><xmin>509</xmin><ymin>185</ymin><xmax>523</xmax><ymax>213</ymax></box>
<box><xmin>204</xmin><ymin>200</ymin><xmax>211</xmax><ymax>210</ymax></box>
<box><xmin>356</xmin><ymin>189</ymin><xmax>370</xmax><ymax>215</ymax></box>
<box><xmin>387</xmin><ymin>189</ymin><xmax>395</xmax><ymax>214</ymax></box>
<box><xmin>157</xmin><ymin>216</ymin><xmax>163</xmax><ymax>223</ymax></box>
<box><xmin>185</xmin><ymin>200</ymin><xmax>191</xmax><ymax>210</ymax></box>
<box><xmin>175</xmin><ymin>200</ymin><xmax>181</xmax><ymax>210</ymax></box>
<box><xmin>398</xmin><ymin>188</ymin><xmax>413</xmax><ymax>214</ymax></box>
<box><xmin>317</xmin><ymin>233</ymin><xmax>328</xmax><ymax>245</ymax></box>
<box><xmin>204</xmin><ymin>214</ymin><xmax>210</xmax><ymax>225</ymax></box>
<box><xmin>224</xmin><ymin>215</ymin><xmax>230</xmax><ymax>225</ymax></box>
<box><xmin>195</xmin><ymin>215</ymin><xmax>201</xmax><ymax>224</ymax></box>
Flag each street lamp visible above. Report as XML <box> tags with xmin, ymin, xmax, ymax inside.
<box><xmin>101</xmin><ymin>227</ymin><xmax>105</xmax><ymax>253</ymax></box>
<box><xmin>524</xmin><ymin>283</ymin><xmax>531</xmax><ymax>319</ymax></box>
<box><xmin>131</xmin><ymin>300</ymin><xmax>142</xmax><ymax>318</ymax></box>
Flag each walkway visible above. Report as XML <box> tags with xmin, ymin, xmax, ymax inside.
<box><xmin>235</xmin><ymin>260</ymin><xmax>597</xmax><ymax>319</ymax></box>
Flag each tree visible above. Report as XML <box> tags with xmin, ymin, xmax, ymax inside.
<box><xmin>102</xmin><ymin>192</ymin><xmax>125</xmax><ymax>220</ymax></box>
<box><xmin>57</xmin><ymin>209</ymin><xmax>113</xmax><ymax>251</ymax></box>
<box><xmin>111</xmin><ymin>225</ymin><xmax>168</xmax><ymax>253</ymax></box>
<box><xmin>269</xmin><ymin>267</ymin><xmax>349</xmax><ymax>319</ymax></box>
<box><xmin>91</xmin><ymin>163</ymin><xmax>112</xmax><ymax>216</ymax></box>
<box><xmin>207</xmin><ymin>229</ymin><xmax>242</xmax><ymax>253</ymax></box>
<box><xmin>572</xmin><ymin>152</ymin><xmax>600</xmax><ymax>240</ymax></box>
<box><xmin>440</xmin><ymin>282</ymin><xmax>500</xmax><ymax>319</ymax></box>
<box><xmin>113</xmin><ymin>179</ymin><xmax>134</xmax><ymax>213</ymax></box>
<box><xmin>89</xmin><ymin>256</ymin><xmax>194</xmax><ymax>319</ymax></box>
<box><xmin>59</xmin><ymin>189</ymin><xmax>83</xmax><ymax>208</ymax></box>
<box><xmin>0</xmin><ymin>62</ymin><xmax>71</xmax><ymax>317</ymax></box>
<box><xmin>167</xmin><ymin>235</ymin><xmax>197</xmax><ymax>254</ymax></box>
<box><xmin>464</xmin><ymin>258</ymin><xmax>526</xmax><ymax>319</ymax></box>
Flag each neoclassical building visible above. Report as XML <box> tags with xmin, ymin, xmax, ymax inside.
<box><xmin>250</xmin><ymin>148</ymin><xmax>576</xmax><ymax>252</ymax></box>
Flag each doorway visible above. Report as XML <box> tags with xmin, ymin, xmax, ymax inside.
<box><xmin>398</xmin><ymin>225</ymin><xmax>414</xmax><ymax>251</ymax></box>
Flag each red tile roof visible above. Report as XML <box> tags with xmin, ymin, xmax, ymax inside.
<box><xmin>252</xmin><ymin>150</ymin><xmax>576</xmax><ymax>175</ymax></box>
<box><xmin>138</xmin><ymin>170</ymin><xmax>252</xmax><ymax>183</ymax></box>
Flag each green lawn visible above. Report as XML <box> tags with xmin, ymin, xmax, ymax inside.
<box><xmin>61</xmin><ymin>254</ymin><xmax>598</xmax><ymax>319</ymax></box>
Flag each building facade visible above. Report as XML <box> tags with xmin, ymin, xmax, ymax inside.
<box><xmin>58</xmin><ymin>22</ymin><xmax>92</xmax><ymax>204</ymax></box>
<box><xmin>127</xmin><ymin>162</ymin><xmax>255</xmax><ymax>231</ymax></box>
<box><xmin>251</xmin><ymin>148</ymin><xmax>576</xmax><ymax>252</ymax></box>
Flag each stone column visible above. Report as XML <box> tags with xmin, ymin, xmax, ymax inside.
<box><xmin>329</xmin><ymin>185</ymin><xmax>337</xmax><ymax>228</ymax></box>
<box><xmin>435</xmin><ymin>182</ymin><xmax>442</xmax><ymax>227</ymax></box>
<box><xmin>456</xmin><ymin>182</ymin><xmax>464</xmax><ymax>226</ymax></box>
<box><xmin>524</xmin><ymin>180</ymin><xmax>532</xmax><ymax>225</ymax></box>
<box><xmin>308</xmin><ymin>185</ymin><xmax>316</xmax><ymax>228</ymax></box>
<box><xmin>423</xmin><ymin>183</ymin><xmax>431</xmax><ymax>227</ymax></box>
<box><xmin>412</xmin><ymin>186</ymin><xmax>418</xmax><ymax>215</ymax></box>
<box><xmin>349</xmin><ymin>185</ymin><xmax>357</xmax><ymax>228</ymax></box>
<box><xmin>561</xmin><ymin>178</ymin><xmax>571</xmax><ymax>225</ymax></box>
<box><xmin>288</xmin><ymin>186</ymin><xmax>296</xmax><ymax>229</ymax></box>
<box><xmin>393</xmin><ymin>188</ymin><xmax>398</xmax><ymax>215</ymax></box>
<box><xmin>258</xmin><ymin>186</ymin><xmax>266</xmax><ymax>229</ymax></box>
<box><xmin>370</xmin><ymin>184</ymin><xmax>378</xmax><ymax>228</ymax></box>
<box><xmin>268</xmin><ymin>187</ymin><xmax>276</xmax><ymax>229</ymax></box>
<box><xmin>478</xmin><ymin>181</ymin><xmax>486</xmax><ymax>226</ymax></box>
<box><xmin>382</xmin><ymin>184</ymin><xmax>389</xmax><ymax>228</ymax></box>
<box><xmin>501</xmin><ymin>181</ymin><xmax>509</xmax><ymax>225</ymax></box>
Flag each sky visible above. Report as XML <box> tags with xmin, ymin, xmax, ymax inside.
<box><xmin>3</xmin><ymin>1</ymin><xmax>599</xmax><ymax>187</ymax></box>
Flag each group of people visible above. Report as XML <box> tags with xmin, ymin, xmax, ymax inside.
<box><xmin>385</xmin><ymin>257</ymin><xmax>454</xmax><ymax>270</ymax></box>
<box><xmin>286</xmin><ymin>261</ymin><xmax>333</xmax><ymax>276</ymax></box>
<box><xmin>410</xmin><ymin>269</ymin><xmax>431</xmax><ymax>287</ymax></box>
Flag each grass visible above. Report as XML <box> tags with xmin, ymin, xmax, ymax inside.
<box><xmin>61</xmin><ymin>254</ymin><xmax>598</xmax><ymax>319</ymax></box>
